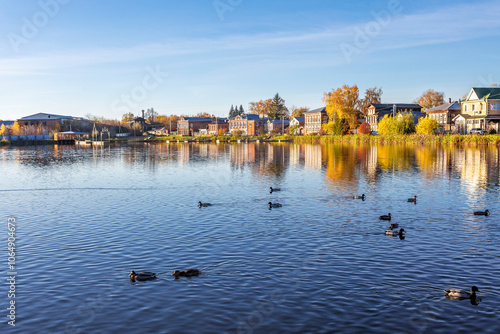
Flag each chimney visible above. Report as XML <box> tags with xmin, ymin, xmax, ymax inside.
<box><xmin>449</xmin><ymin>98</ymin><xmax>451</xmax><ymax>103</ymax></box>
<box><xmin>142</xmin><ymin>110</ymin><xmax>145</xmax><ymax>119</ymax></box>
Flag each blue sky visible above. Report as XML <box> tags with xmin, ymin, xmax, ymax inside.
<box><xmin>1</xmin><ymin>0</ymin><xmax>500</xmax><ymax>120</ymax></box>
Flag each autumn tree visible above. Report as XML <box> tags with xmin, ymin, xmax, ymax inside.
<box><xmin>323</xmin><ymin>84</ymin><xmax>360</xmax><ymax>129</ymax></box>
<box><xmin>145</xmin><ymin>108</ymin><xmax>158</xmax><ymax>123</ymax></box>
<box><xmin>290</xmin><ymin>106</ymin><xmax>309</xmax><ymax>118</ymax></box>
<box><xmin>249</xmin><ymin>99</ymin><xmax>273</xmax><ymax>118</ymax></box>
<box><xmin>415</xmin><ymin>116</ymin><xmax>439</xmax><ymax>134</ymax></box>
<box><xmin>358</xmin><ymin>87</ymin><xmax>382</xmax><ymax>117</ymax></box>
<box><xmin>0</xmin><ymin>124</ymin><xmax>7</xmax><ymax>136</ymax></box>
<box><xmin>268</xmin><ymin>93</ymin><xmax>288</xmax><ymax>119</ymax></box>
<box><xmin>358</xmin><ymin>122</ymin><xmax>371</xmax><ymax>134</ymax></box>
<box><xmin>122</xmin><ymin>112</ymin><xmax>135</xmax><ymax>123</ymax></box>
<box><xmin>414</xmin><ymin>89</ymin><xmax>444</xmax><ymax>110</ymax></box>
<box><xmin>10</xmin><ymin>121</ymin><xmax>22</xmax><ymax>135</ymax></box>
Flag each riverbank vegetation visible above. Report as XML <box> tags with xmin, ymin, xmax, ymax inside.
<box><xmin>294</xmin><ymin>133</ymin><xmax>500</xmax><ymax>145</ymax></box>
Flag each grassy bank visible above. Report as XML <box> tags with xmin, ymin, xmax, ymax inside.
<box><xmin>293</xmin><ymin>134</ymin><xmax>500</xmax><ymax>145</ymax></box>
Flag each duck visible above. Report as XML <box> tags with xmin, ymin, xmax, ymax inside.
<box><xmin>379</xmin><ymin>213</ymin><xmax>391</xmax><ymax>221</ymax></box>
<box><xmin>172</xmin><ymin>269</ymin><xmax>201</xmax><ymax>278</ymax></box>
<box><xmin>385</xmin><ymin>228</ymin><xmax>405</xmax><ymax>236</ymax></box>
<box><xmin>270</xmin><ymin>187</ymin><xmax>281</xmax><ymax>193</ymax></box>
<box><xmin>268</xmin><ymin>202</ymin><xmax>282</xmax><ymax>208</ymax></box>
<box><xmin>445</xmin><ymin>286</ymin><xmax>482</xmax><ymax>299</ymax></box>
<box><xmin>407</xmin><ymin>195</ymin><xmax>417</xmax><ymax>203</ymax></box>
<box><xmin>353</xmin><ymin>194</ymin><xmax>365</xmax><ymax>200</ymax></box>
<box><xmin>129</xmin><ymin>271</ymin><xmax>156</xmax><ymax>281</ymax></box>
<box><xmin>473</xmin><ymin>209</ymin><xmax>489</xmax><ymax>216</ymax></box>
<box><xmin>198</xmin><ymin>201</ymin><xmax>212</xmax><ymax>208</ymax></box>
<box><xmin>388</xmin><ymin>223</ymin><xmax>399</xmax><ymax>230</ymax></box>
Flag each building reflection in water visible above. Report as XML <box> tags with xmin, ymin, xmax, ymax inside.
<box><xmin>3</xmin><ymin>142</ymin><xmax>498</xmax><ymax>193</ymax></box>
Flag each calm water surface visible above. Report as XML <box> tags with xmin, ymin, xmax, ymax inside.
<box><xmin>0</xmin><ymin>142</ymin><xmax>499</xmax><ymax>333</ymax></box>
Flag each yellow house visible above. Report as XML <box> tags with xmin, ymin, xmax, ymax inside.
<box><xmin>459</xmin><ymin>87</ymin><xmax>500</xmax><ymax>133</ymax></box>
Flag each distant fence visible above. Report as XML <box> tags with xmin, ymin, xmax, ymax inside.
<box><xmin>1</xmin><ymin>135</ymin><xmax>50</xmax><ymax>141</ymax></box>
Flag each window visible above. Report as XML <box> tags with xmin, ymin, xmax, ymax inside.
<box><xmin>472</xmin><ymin>105</ymin><xmax>475</xmax><ymax>111</ymax></box>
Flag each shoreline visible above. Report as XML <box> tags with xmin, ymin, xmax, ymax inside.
<box><xmin>2</xmin><ymin>134</ymin><xmax>500</xmax><ymax>147</ymax></box>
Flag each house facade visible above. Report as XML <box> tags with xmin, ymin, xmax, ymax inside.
<box><xmin>289</xmin><ymin>117</ymin><xmax>305</xmax><ymax>135</ymax></box>
<box><xmin>459</xmin><ymin>87</ymin><xmax>500</xmax><ymax>133</ymax></box>
<box><xmin>424</xmin><ymin>99</ymin><xmax>461</xmax><ymax>133</ymax></box>
<box><xmin>266</xmin><ymin>119</ymin><xmax>290</xmax><ymax>135</ymax></box>
<box><xmin>177</xmin><ymin>117</ymin><xmax>213</xmax><ymax>136</ymax></box>
<box><xmin>229</xmin><ymin>114</ymin><xmax>266</xmax><ymax>136</ymax></box>
<box><xmin>17</xmin><ymin>113</ymin><xmax>87</xmax><ymax>131</ymax></box>
<box><xmin>366</xmin><ymin>104</ymin><xmax>423</xmax><ymax>131</ymax></box>
<box><xmin>208</xmin><ymin>118</ymin><xmax>229</xmax><ymax>135</ymax></box>
<box><xmin>304</xmin><ymin>107</ymin><xmax>328</xmax><ymax>134</ymax></box>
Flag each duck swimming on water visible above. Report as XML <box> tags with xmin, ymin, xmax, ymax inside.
<box><xmin>385</xmin><ymin>228</ymin><xmax>405</xmax><ymax>236</ymax></box>
<box><xmin>445</xmin><ymin>286</ymin><xmax>482</xmax><ymax>299</ymax></box>
<box><xmin>172</xmin><ymin>269</ymin><xmax>201</xmax><ymax>278</ymax></box>
<box><xmin>270</xmin><ymin>187</ymin><xmax>281</xmax><ymax>193</ymax></box>
<box><xmin>129</xmin><ymin>271</ymin><xmax>156</xmax><ymax>281</ymax></box>
<box><xmin>198</xmin><ymin>201</ymin><xmax>212</xmax><ymax>208</ymax></box>
<box><xmin>388</xmin><ymin>223</ymin><xmax>399</xmax><ymax>230</ymax></box>
<box><xmin>379</xmin><ymin>213</ymin><xmax>391</xmax><ymax>221</ymax></box>
<box><xmin>268</xmin><ymin>202</ymin><xmax>282</xmax><ymax>208</ymax></box>
<box><xmin>353</xmin><ymin>194</ymin><xmax>365</xmax><ymax>200</ymax></box>
<box><xmin>407</xmin><ymin>195</ymin><xmax>417</xmax><ymax>203</ymax></box>
<box><xmin>473</xmin><ymin>209</ymin><xmax>489</xmax><ymax>216</ymax></box>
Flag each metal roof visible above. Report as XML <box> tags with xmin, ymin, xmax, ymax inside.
<box><xmin>181</xmin><ymin>117</ymin><xmax>213</xmax><ymax>122</ymax></box>
<box><xmin>305</xmin><ymin>107</ymin><xmax>326</xmax><ymax>113</ymax></box>
<box><xmin>425</xmin><ymin>101</ymin><xmax>461</xmax><ymax>112</ymax></box>
<box><xmin>19</xmin><ymin>113</ymin><xmax>76</xmax><ymax>120</ymax></box>
<box><xmin>471</xmin><ymin>87</ymin><xmax>500</xmax><ymax>100</ymax></box>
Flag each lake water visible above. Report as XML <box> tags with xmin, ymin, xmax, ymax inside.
<box><xmin>1</xmin><ymin>142</ymin><xmax>499</xmax><ymax>333</ymax></box>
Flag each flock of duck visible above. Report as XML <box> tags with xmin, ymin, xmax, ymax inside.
<box><xmin>134</xmin><ymin>188</ymin><xmax>490</xmax><ymax>303</ymax></box>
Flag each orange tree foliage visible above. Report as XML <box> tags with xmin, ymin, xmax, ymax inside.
<box><xmin>290</xmin><ymin>106</ymin><xmax>309</xmax><ymax>118</ymax></box>
<box><xmin>358</xmin><ymin>122</ymin><xmax>371</xmax><ymax>134</ymax></box>
<box><xmin>323</xmin><ymin>84</ymin><xmax>360</xmax><ymax>129</ymax></box>
<box><xmin>414</xmin><ymin>89</ymin><xmax>444</xmax><ymax>110</ymax></box>
<box><xmin>249</xmin><ymin>99</ymin><xmax>273</xmax><ymax>118</ymax></box>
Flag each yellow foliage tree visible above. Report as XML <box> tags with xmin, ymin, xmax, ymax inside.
<box><xmin>323</xmin><ymin>84</ymin><xmax>360</xmax><ymax>129</ymax></box>
<box><xmin>10</xmin><ymin>121</ymin><xmax>22</xmax><ymax>135</ymax></box>
<box><xmin>415</xmin><ymin>116</ymin><xmax>439</xmax><ymax>134</ymax></box>
<box><xmin>0</xmin><ymin>124</ymin><xmax>7</xmax><ymax>136</ymax></box>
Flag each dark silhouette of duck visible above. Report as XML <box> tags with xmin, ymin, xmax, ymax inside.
<box><xmin>172</xmin><ymin>269</ymin><xmax>201</xmax><ymax>278</ymax></box>
<box><xmin>198</xmin><ymin>201</ymin><xmax>212</xmax><ymax>208</ymax></box>
<box><xmin>474</xmin><ymin>209</ymin><xmax>489</xmax><ymax>216</ymax></box>
<box><xmin>353</xmin><ymin>194</ymin><xmax>365</xmax><ymax>200</ymax></box>
<box><xmin>385</xmin><ymin>228</ymin><xmax>405</xmax><ymax>236</ymax></box>
<box><xmin>388</xmin><ymin>223</ymin><xmax>399</xmax><ymax>230</ymax></box>
<box><xmin>129</xmin><ymin>271</ymin><xmax>156</xmax><ymax>281</ymax></box>
<box><xmin>270</xmin><ymin>187</ymin><xmax>281</xmax><ymax>193</ymax></box>
<box><xmin>407</xmin><ymin>195</ymin><xmax>417</xmax><ymax>203</ymax></box>
<box><xmin>268</xmin><ymin>202</ymin><xmax>282</xmax><ymax>208</ymax></box>
<box><xmin>379</xmin><ymin>213</ymin><xmax>391</xmax><ymax>221</ymax></box>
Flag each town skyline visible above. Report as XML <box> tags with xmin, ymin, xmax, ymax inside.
<box><xmin>1</xmin><ymin>0</ymin><xmax>500</xmax><ymax>120</ymax></box>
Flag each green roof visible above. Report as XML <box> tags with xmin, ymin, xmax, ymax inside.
<box><xmin>472</xmin><ymin>87</ymin><xmax>500</xmax><ymax>100</ymax></box>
